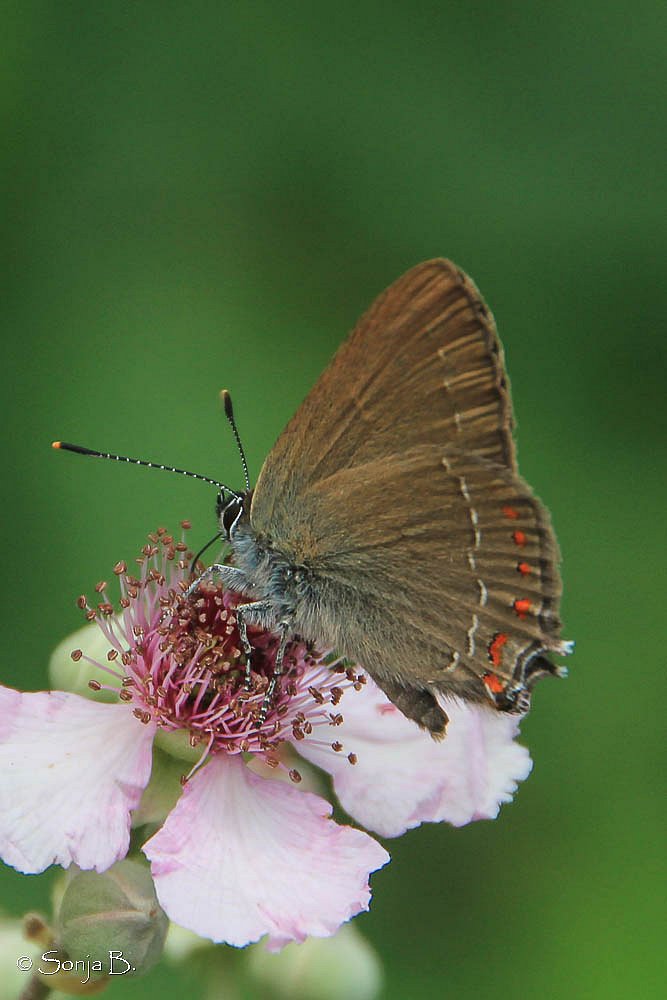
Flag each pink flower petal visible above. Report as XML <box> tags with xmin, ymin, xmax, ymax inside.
<box><xmin>0</xmin><ymin>686</ymin><xmax>155</xmax><ymax>873</ymax></box>
<box><xmin>297</xmin><ymin>679</ymin><xmax>532</xmax><ymax>837</ymax></box>
<box><xmin>144</xmin><ymin>754</ymin><xmax>389</xmax><ymax>949</ymax></box>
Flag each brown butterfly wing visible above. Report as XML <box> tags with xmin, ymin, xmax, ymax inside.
<box><xmin>254</xmin><ymin>260</ymin><xmax>516</xmax><ymax>512</ymax></box>
<box><xmin>250</xmin><ymin>260</ymin><xmax>570</xmax><ymax>734</ymax></box>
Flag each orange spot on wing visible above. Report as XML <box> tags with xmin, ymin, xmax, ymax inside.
<box><xmin>502</xmin><ymin>505</ymin><xmax>519</xmax><ymax>519</ymax></box>
<box><xmin>517</xmin><ymin>561</ymin><xmax>532</xmax><ymax>576</ymax></box>
<box><xmin>483</xmin><ymin>672</ymin><xmax>505</xmax><ymax>694</ymax></box>
<box><xmin>512</xmin><ymin>530</ymin><xmax>527</xmax><ymax>547</ymax></box>
<box><xmin>513</xmin><ymin>598</ymin><xmax>531</xmax><ymax>620</ymax></box>
<box><xmin>488</xmin><ymin>632</ymin><xmax>508</xmax><ymax>667</ymax></box>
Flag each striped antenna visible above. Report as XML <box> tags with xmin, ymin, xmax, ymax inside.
<box><xmin>52</xmin><ymin>441</ymin><xmax>241</xmax><ymax>497</ymax></box>
<box><xmin>220</xmin><ymin>390</ymin><xmax>250</xmax><ymax>492</ymax></box>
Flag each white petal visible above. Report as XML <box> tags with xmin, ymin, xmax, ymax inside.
<box><xmin>0</xmin><ymin>686</ymin><xmax>155</xmax><ymax>873</ymax></box>
<box><xmin>144</xmin><ymin>754</ymin><xmax>389</xmax><ymax>949</ymax></box>
<box><xmin>297</xmin><ymin>679</ymin><xmax>532</xmax><ymax>837</ymax></box>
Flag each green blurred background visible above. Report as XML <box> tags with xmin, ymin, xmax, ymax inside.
<box><xmin>2</xmin><ymin>1</ymin><xmax>665</xmax><ymax>997</ymax></box>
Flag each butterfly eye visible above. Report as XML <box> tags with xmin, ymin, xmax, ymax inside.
<box><xmin>221</xmin><ymin>496</ymin><xmax>243</xmax><ymax>538</ymax></box>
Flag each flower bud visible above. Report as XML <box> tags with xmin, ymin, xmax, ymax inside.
<box><xmin>0</xmin><ymin>916</ymin><xmax>42</xmax><ymax>1000</ymax></box>
<box><xmin>49</xmin><ymin>620</ymin><xmax>123</xmax><ymax>701</ymax></box>
<box><xmin>245</xmin><ymin>924</ymin><xmax>383</xmax><ymax>1000</ymax></box>
<box><xmin>163</xmin><ymin>920</ymin><xmax>211</xmax><ymax>963</ymax></box>
<box><xmin>56</xmin><ymin>859</ymin><xmax>169</xmax><ymax>980</ymax></box>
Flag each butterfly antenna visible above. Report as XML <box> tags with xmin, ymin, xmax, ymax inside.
<box><xmin>220</xmin><ymin>390</ymin><xmax>250</xmax><ymax>492</ymax></box>
<box><xmin>51</xmin><ymin>442</ymin><xmax>241</xmax><ymax>497</ymax></box>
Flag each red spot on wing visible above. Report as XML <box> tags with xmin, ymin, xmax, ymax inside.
<box><xmin>502</xmin><ymin>505</ymin><xmax>519</xmax><ymax>519</ymax></box>
<box><xmin>517</xmin><ymin>561</ymin><xmax>532</xmax><ymax>576</ymax></box>
<box><xmin>488</xmin><ymin>632</ymin><xmax>508</xmax><ymax>667</ymax></box>
<box><xmin>483</xmin><ymin>672</ymin><xmax>505</xmax><ymax>695</ymax></box>
<box><xmin>513</xmin><ymin>598</ymin><xmax>531</xmax><ymax>620</ymax></box>
<box><xmin>512</xmin><ymin>530</ymin><xmax>527</xmax><ymax>547</ymax></box>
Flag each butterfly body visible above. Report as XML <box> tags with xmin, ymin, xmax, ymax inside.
<box><xmin>215</xmin><ymin>259</ymin><xmax>571</xmax><ymax>737</ymax></box>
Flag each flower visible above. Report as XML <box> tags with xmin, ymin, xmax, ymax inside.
<box><xmin>0</xmin><ymin>525</ymin><xmax>532</xmax><ymax>949</ymax></box>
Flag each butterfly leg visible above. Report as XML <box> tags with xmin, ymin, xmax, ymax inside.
<box><xmin>184</xmin><ymin>563</ymin><xmax>249</xmax><ymax>599</ymax></box>
<box><xmin>257</xmin><ymin>620</ymin><xmax>291</xmax><ymax>726</ymax></box>
<box><xmin>234</xmin><ymin>600</ymin><xmax>277</xmax><ymax>691</ymax></box>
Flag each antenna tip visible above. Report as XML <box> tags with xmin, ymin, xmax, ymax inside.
<box><xmin>220</xmin><ymin>389</ymin><xmax>234</xmax><ymax>419</ymax></box>
<box><xmin>52</xmin><ymin>441</ymin><xmax>62</xmax><ymax>449</ymax></box>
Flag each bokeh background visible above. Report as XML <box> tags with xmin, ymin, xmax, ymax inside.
<box><xmin>2</xmin><ymin>2</ymin><xmax>665</xmax><ymax>998</ymax></box>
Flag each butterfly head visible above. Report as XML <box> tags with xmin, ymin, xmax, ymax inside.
<box><xmin>217</xmin><ymin>490</ymin><xmax>248</xmax><ymax>540</ymax></box>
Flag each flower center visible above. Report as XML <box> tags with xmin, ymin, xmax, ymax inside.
<box><xmin>137</xmin><ymin>581</ymin><xmax>307</xmax><ymax>754</ymax></box>
<box><xmin>75</xmin><ymin>525</ymin><xmax>365</xmax><ymax>765</ymax></box>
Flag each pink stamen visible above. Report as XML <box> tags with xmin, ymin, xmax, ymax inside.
<box><xmin>78</xmin><ymin>527</ymin><xmax>364</xmax><ymax>764</ymax></box>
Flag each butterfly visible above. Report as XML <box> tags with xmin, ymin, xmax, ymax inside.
<box><xmin>56</xmin><ymin>259</ymin><xmax>571</xmax><ymax>737</ymax></box>
<box><xmin>193</xmin><ymin>259</ymin><xmax>571</xmax><ymax>736</ymax></box>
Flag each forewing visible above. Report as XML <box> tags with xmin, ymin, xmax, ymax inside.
<box><xmin>252</xmin><ymin>259</ymin><xmax>516</xmax><ymax>534</ymax></box>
